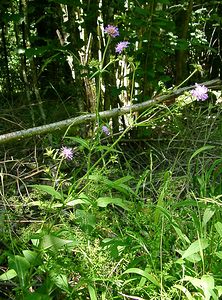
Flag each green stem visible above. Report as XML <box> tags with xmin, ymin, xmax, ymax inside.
<box><xmin>174</xmin><ymin>68</ymin><xmax>198</xmax><ymax>91</ymax></box>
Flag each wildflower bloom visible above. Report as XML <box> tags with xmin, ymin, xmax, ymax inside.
<box><xmin>102</xmin><ymin>125</ymin><xmax>110</xmax><ymax>136</ymax></box>
<box><xmin>60</xmin><ymin>146</ymin><xmax>73</xmax><ymax>160</ymax></box>
<box><xmin>191</xmin><ymin>83</ymin><xmax>208</xmax><ymax>101</ymax></box>
<box><xmin>115</xmin><ymin>41</ymin><xmax>129</xmax><ymax>54</ymax></box>
<box><xmin>104</xmin><ymin>25</ymin><xmax>119</xmax><ymax>38</ymax></box>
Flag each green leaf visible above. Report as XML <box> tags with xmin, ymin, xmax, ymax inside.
<box><xmin>66</xmin><ymin>136</ymin><xmax>90</xmax><ymax>149</ymax></box>
<box><xmin>184</xmin><ymin>275</ymin><xmax>217</xmax><ymax>300</ymax></box>
<box><xmin>123</xmin><ymin>268</ymin><xmax>160</xmax><ymax>287</ymax></box>
<box><xmin>89</xmin><ymin>175</ymin><xmax>135</xmax><ymax>196</ymax></box>
<box><xmin>8</xmin><ymin>255</ymin><xmax>30</xmax><ymax>285</ymax></box>
<box><xmin>22</xmin><ymin>250</ymin><xmax>40</xmax><ymax>266</ymax></box>
<box><xmin>182</xmin><ymin>238</ymin><xmax>209</xmax><ymax>259</ymax></box>
<box><xmin>30</xmin><ymin>185</ymin><xmax>63</xmax><ymax>200</ymax></box>
<box><xmin>50</xmin><ymin>273</ymin><xmax>69</xmax><ymax>292</ymax></box>
<box><xmin>96</xmin><ymin>197</ymin><xmax>130</xmax><ymax>211</ymax></box>
<box><xmin>41</xmin><ymin>234</ymin><xmax>73</xmax><ymax>251</ymax></box>
<box><xmin>66</xmin><ymin>197</ymin><xmax>91</xmax><ymax>207</ymax></box>
<box><xmin>0</xmin><ymin>269</ymin><xmax>17</xmax><ymax>281</ymax></box>
<box><xmin>202</xmin><ymin>208</ymin><xmax>215</xmax><ymax>227</ymax></box>
<box><xmin>214</xmin><ymin>251</ymin><xmax>222</xmax><ymax>259</ymax></box>
<box><xmin>188</xmin><ymin>146</ymin><xmax>215</xmax><ymax>174</ymax></box>
<box><xmin>173</xmin><ymin>284</ymin><xmax>194</xmax><ymax>300</ymax></box>
<box><xmin>216</xmin><ymin>286</ymin><xmax>222</xmax><ymax>298</ymax></box>
<box><xmin>215</xmin><ymin>222</ymin><xmax>222</xmax><ymax>238</ymax></box>
<box><xmin>88</xmin><ymin>285</ymin><xmax>98</xmax><ymax>300</ymax></box>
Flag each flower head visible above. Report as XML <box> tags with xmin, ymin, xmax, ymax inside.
<box><xmin>104</xmin><ymin>25</ymin><xmax>119</xmax><ymax>38</ymax></box>
<box><xmin>191</xmin><ymin>83</ymin><xmax>208</xmax><ymax>101</ymax></box>
<box><xmin>115</xmin><ymin>41</ymin><xmax>129</xmax><ymax>54</ymax></box>
<box><xmin>102</xmin><ymin>125</ymin><xmax>110</xmax><ymax>136</ymax></box>
<box><xmin>60</xmin><ymin>146</ymin><xmax>73</xmax><ymax>160</ymax></box>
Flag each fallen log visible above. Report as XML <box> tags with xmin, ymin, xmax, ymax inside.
<box><xmin>0</xmin><ymin>79</ymin><xmax>221</xmax><ymax>144</ymax></box>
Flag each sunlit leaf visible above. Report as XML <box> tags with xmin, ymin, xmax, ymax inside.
<box><xmin>22</xmin><ymin>250</ymin><xmax>40</xmax><ymax>266</ymax></box>
<box><xmin>97</xmin><ymin>197</ymin><xmax>130</xmax><ymax>210</ymax></box>
<box><xmin>41</xmin><ymin>234</ymin><xmax>74</xmax><ymax>251</ymax></box>
<box><xmin>182</xmin><ymin>238</ymin><xmax>209</xmax><ymax>259</ymax></box>
<box><xmin>215</xmin><ymin>222</ymin><xmax>222</xmax><ymax>238</ymax></box>
<box><xmin>0</xmin><ymin>269</ymin><xmax>17</xmax><ymax>281</ymax></box>
<box><xmin>173</xmin><ymin>284</ymin><xmax>194</xmax><ymax>300</ymax></box>
<box><xmin>30</xmin><ymin>185</ymin><xmax>63</xmax><ymax>200</ymax></box>
<box><xmin>88</xmin><ymin>285</ymin><xmax>98</xmax><ymax>300</ymax></box>
<box><xmin>202</xmin><ymin>208</ymin><xmax>215</xmax><ymax>227</ymax></box>
<box><xmin>123</xmin><ymin>268</ymin><xmax>160</xmax><ymax>287</ymax></box>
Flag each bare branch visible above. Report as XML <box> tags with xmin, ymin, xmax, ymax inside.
<box><xmin>0</xmin><ymin>79</ymin><xmax>220</xmax><ymax>144</ymax></box>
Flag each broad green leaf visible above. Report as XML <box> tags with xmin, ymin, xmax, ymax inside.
<box><xmin>182</xmin><ymin>238</ymin><xmax>209</xmax><ymax>259</ymax></box>
<box><xmin>216</xmin><ymin>286</ymin><xmax>222</xmax><ymax>297</ymax></box>
<box><xmin>184</xmin><ymin>275</ymin><xmax>217</xmax><ymax>300</ymax></box>
<box><xmin>123</xmin><ymin>268</ymin><xmax>160</xmax><ymax>287</ymax></box>
<box><xmin>8</xmin><ymin>255</ymin><xmax>30</xmax><ymax>285</ymax></box>
<box><xmin>215</xmin><ymin>222</ymin><xmax>222</xmax><ymax>238</ymax></box>
<box><xmin>202</xmin><ymin>208</ymin><xmax>215</xmax><ymax>227</ymax></box>
<box><xmin>31</xmin><ymin>185</ymin><xmax>62</xmax><ymax>200</ymax></box>
<box><xmin>41</xmin><ymin>234</ymin><xmax>73</xmax><ymax>251</ymax></box>
<box><xmin>75</xmin><ymin>209</ymin><xmax>96</xmax><ymax>228</ymax></box>
<box><xmin>97</xmin><ymin>197</ymin><xmax>130</xmax><ymax>211</ymax></box>
<box><xmin>50</xmin><ymin>273</ymin><xmax>69</xmax><ymax>292</ymax></box>
<box><xmin>88</xmin><ymin>285</ymin><xmax>98</xmax><ymax>300</ymax></box>
<box><xmin>185</xmin><ymin>253</ymin><xmax>202</xmax><ymax>263</ymax></box>
<box><xmin>66</xmin><ymin>198</ymin><xmax>91</xmax><ymax>207</ymax></box>
<box><xmin>0</xmin><ymin>269</ymin><xmax>17</xmax><ymax>281</ymax></box>
<box><xmin>22</xmin><ymin>250</ymin><xmax>39</xmax><ymax>266</ymax></box>
<box><xmin>173</xmin><ymin>284</ymin><xmax>194</xmax><ymax>300</ymax></box>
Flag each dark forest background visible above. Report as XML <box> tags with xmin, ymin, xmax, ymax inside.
<box><xmin>0</xmin><ymin>0</ymin><xmax>221</xmax><ymax>135</ymax></box>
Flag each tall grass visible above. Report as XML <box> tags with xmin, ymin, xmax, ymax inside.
<box><xmin>1</xmin><ymin>92</ymin><xmax>222</xmax><ymax>299</ymax></box>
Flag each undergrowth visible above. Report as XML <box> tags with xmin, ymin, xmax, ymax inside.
<box><xmin>1</xmin><ymin>92</ymin><xmax>222</xmax><ymax>300</ymax></box>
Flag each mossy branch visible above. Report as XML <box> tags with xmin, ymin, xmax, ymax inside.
<box><xmin>0</xmin><ymin>79</ymin><xmax>220</xmax><ymax>144</ymax></box>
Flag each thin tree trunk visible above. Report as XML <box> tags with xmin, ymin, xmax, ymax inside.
<box><xmin>1</xmin><ymin>23</ymin><xmax>12</xmax><ymax>100</ymax></box>
<box><xmin>175</xmin><ymin>0</ymin><xmax>193</xmax><ymax>84</ymax></box>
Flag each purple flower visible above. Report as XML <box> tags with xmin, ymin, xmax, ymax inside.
<box><xmin>104</xmin><ymin>25</ymin><xmax>119</xmax><ymax>38</ymax></box>
<box><xmin>60</xmin><ymin>146</ymin><xmax>73</xmax><ymax>160</ymax></box>
<box><xmin>115</xmin><ymin>41</ymin><xmax>129</xmax><ymax>54</ymax></box>
<box><xmin>191</xmin><ymin>83</ymin><xmax>208</xmax><ymax>101</ymax></box>
<box><xmin>102</xmin><ymin>125</ymin><xmax>110</xmax><ymax>136</ymax></box>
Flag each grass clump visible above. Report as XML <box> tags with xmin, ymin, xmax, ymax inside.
<box><xmin>1</xmin><ymin>94</ymin><xmax>222</xmax><ymax>299</ymax></box>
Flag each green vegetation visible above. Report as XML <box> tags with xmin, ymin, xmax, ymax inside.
<box><xmin>0</xmin><ymin>0</ymin><xmax>222</xmax><ymax>299</ymax></box>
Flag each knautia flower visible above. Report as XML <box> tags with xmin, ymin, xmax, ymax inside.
<box><xmin>104</xmin><ymin>25</ymin><xmax>119</xmax><ymax>38</ymax></box>
<box><xmin>115</xmin><ymin>41</ymin><xmax>129</xmax><ymax>54</ymax></box>
<box><xmin>60</xmin><ymin>146</ymin><xmax>73</xmax><ymax>160</ymax></box>
<box><xmin>102</xmin><ymin>125</ymin><xmax>110</xmax><ymax>136</ymax></box>
<box><xmin>191</xmin><ymin>83</ymin><xmax>208</xmax><ymax>101</ymax></box>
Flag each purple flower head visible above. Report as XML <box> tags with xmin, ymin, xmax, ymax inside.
<box><xmin>102</xmin><ymin>125</ymin><xmax>110</xmax><ymax>136</ymax></box>
<box><xmin>191</xmin><ymin>83</ymin><xmax>208</xmax><ymax>101</ymax></box>
<box><xmin>60</xmin><ymin>146</ymin><xmax>73</xmax><ymax>160</ymax></box>
<box><xmin>115</xmin><ymin>41</ymin><xmax>129</xmax><ymax>54</ymax></box>
<box><xmin>104</xmin><ymin>25</ymin><xmax>119</xmax><ymax>38</ymax></box>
